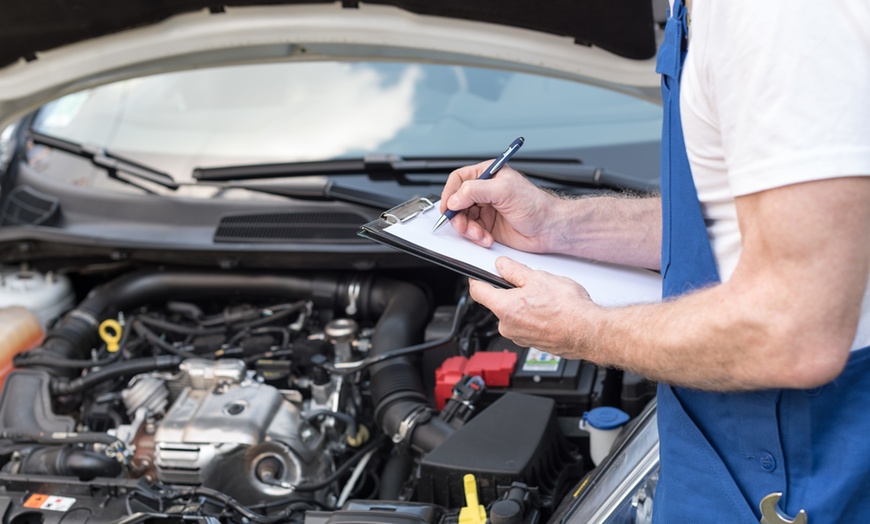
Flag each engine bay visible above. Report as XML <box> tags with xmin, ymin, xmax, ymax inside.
<box><xmin>0</xmin><ymin>266</ymin><xmax>655</xmax><ymax>524</ymax></box>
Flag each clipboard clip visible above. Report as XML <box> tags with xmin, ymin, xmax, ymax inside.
<box><xmin>381</xmin><ymin>194</ymin><xmax>439</xmax><ymax>225</ymax></box>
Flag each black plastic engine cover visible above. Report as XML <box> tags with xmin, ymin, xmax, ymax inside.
<box><xmin>416</xmin><ymin>392</ymin><xmax>578</xmax><ymax>509</ymax></box>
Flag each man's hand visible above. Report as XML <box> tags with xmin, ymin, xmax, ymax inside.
<box><xmin>440</xmin><ymin>161</ymin><xmax>663</xmax><ymax>269</ymax></box>
<box><xmin>487</xmin><ymin>176</ymin><xmax>870</xmax><ymax>392</ymax></box>
<box><xmin>469</xmin><ymin>257</ymin><xmax>599</xmax><ymax>354</ymax></box>
<box><xmin>440</xmin><ymin>161</ymin><xmax>559</xmax><ymax>253</ymax></box>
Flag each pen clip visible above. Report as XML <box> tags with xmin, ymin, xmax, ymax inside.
<box><xmin>382</xmin><ymin>195</ymin><xmax>438</xmax><ymax>225</ymax></box>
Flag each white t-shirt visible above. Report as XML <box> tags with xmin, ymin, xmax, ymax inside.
<box><xmin>677</xmin><ymin>0</ymin><xmax>870</xmax><ymax>350</ymax></box>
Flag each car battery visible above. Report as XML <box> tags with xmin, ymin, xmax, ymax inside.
<box><xmin>433</xmin><ymin>337</ymin><xmax>598</xmax><ymax>415</ymax></box>
<box><xmin>497</xmin><ymin>344</ymin><xmax>598</xmax><ymax>415</ymax></box>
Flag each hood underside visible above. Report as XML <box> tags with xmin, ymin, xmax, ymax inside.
<box><xmin>1</xmin><ymin>0</ymin><xmax>657</xmax><ymax>69</ymax></box>
<box><xmin>0</xmin><ymin>1</ymin><xmax>663</xmax><ymax>129</ymax></box>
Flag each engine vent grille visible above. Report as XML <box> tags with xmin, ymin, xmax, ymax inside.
<box><xmin>214</xmin><ymin>211</ymin><xmax>368</xmax><ymax>243</ymax></box>
<box><xmin>0</xmin><ymin>186</ymin><xmax>61</xmax><ymax>227</ymax></box>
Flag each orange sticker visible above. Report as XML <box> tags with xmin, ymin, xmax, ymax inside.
<box><xmin>24</xmin><ymin>494</ymin><xmax>49</xmax><ymax>509</ymax></box>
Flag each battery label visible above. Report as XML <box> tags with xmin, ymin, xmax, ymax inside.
<box><xmin>23</xmin><ymin>494</ymin><xmax>76</xmax><ymax>511</ymax></box>
<box><xmin>522</xmin><ymin>348</ymin><xmax>561</xmax><ymax>372</ymax></box>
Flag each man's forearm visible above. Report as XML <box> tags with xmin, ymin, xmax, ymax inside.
<box><xmin>549</xmin><ymin>195</ymin><xmax>662</xmax><ymax>270</ymax></box>
<box><xmin>581</xmin><ymin>276</ymin><xmax>855</xmax><ymax>391</ymax></box>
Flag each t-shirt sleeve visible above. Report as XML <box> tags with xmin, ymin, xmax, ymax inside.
<box><xmin>707</xmin><ymin>1</ymin><xmax>870</xmax><ymax>196</ymax></box>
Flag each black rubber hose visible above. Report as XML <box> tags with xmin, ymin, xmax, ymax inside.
<box><xmin>50</xmin><ymin>356</ymin><xmax>181</xmax><ymax>396</ymax></box>
<box><xmin>362</xmin><ymin>278</ymin><xmax>455</xmax><ymax>454</ymax></box>
<box><xmin>0</xmin><ymin>431</ymin><xmax>120</xmax><ymax>447</ymax></box>
<box><xmin>379</xmin><ymin>452</ymin><xmax>414</xmax><ymax>500</ymax></box>
<box><xmin>19</xmin><ymin>446</ymin><xmax>123</xmax><ymax>480</ymax></box>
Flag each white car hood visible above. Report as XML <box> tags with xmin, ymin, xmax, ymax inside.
<box><xmin>0</xmin><ymin>1</ymin><xmax>664</xmax><ymax>128</ymax></box>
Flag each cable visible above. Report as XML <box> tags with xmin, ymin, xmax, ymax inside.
<box><xmin>136</xmin><ymin>316</ymin><xmax>227</xmax><ymax>336</ymax></box>
<box><xmin>330</xmin><ymin>294</ymin><xmax>470</xmax><ymax>376</ymax></box>
<box><xmin>131</xmin><ymin>320</ymin><xmax>199</xmax><ymax>359</ymax></box>
<box><xmin>336</xmin><ymin>446</ymin><xmax>377</xmax><ymax>507</ymax></box>
<box><xmin>289</xmin><ymin>435</ymin><xmax>385</xmax><ymax>493</ymax></box>
<box><xmin>167</xmin><ymin>486</ymin><xmax>314</xmax><ymax>524</ymax></box>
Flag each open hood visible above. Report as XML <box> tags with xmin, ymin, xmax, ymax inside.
<box><xmin>0</xmin><ymin>0</ymin><xmax>664</xmax><ymax>127</ymax></box>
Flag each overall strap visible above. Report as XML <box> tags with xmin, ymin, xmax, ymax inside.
<box><xmin>656</xmin><ymin>0</ymin><xmax>719</xmax><ymax>297</ymax></box>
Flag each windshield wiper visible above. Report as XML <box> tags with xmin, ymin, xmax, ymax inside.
<box><xmin>29</xmin><ymin>131</ymin><xmax>179</xmax><ymax>192</ymax></box>
<box><xmin>210</xmin><ymin>178</ymin><xmax>405</xmax><ymax>209</ymax></box>
<box><xmin>193</xmin><ymin>155</ymin><xmax>653</xmax><ymax>192</ymax></box>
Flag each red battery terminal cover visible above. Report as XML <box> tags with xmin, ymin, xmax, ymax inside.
<box><xmin>434</xmin><ymin>351</ymin><xmax>517</xmax><ymax>410</ymax></box>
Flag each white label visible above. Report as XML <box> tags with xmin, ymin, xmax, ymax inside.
<box><xmin>522</xmin><ymin>348</ymin><xmax>561</xmax><ymax>372</ymax></box>
<box><xmin>35</xmin><ymin>495</ymin><xmax>76</xmax><ymax>512</ymax></box>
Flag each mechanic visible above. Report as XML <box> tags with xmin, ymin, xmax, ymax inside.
<box><xmin>439</xmin><ymin>1</ymin><xmax>870</xmax><ymax>521</ymax></box>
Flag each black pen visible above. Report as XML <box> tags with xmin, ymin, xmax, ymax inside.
<box><xmin>432</xmin><ymin>136</ymin><xmax>525</xmax><ymax>232</ymax></box>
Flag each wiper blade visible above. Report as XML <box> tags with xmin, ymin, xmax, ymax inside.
<box><xmin>193</xmin><ymin>155</ymin><xmax>653</xmax><ymax>192</ymax></box>
<box><xmin>29</xmin><ymin>131</ymin><xmax>179</xmax><ymax>192</ymax></box>
<box><xmin>194</xmin><ymin>154</ymin><xmax>485</xmax><ymax>184</ymax></box>
<box><xmin>215</xmin><ymin>178</ymin><xmax>404</xmax><ymax>209</ymax></box>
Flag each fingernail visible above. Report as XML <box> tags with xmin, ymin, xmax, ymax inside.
<box><xmin>466</xmin><ymin>228</ymin><xmax>480</xmax><ymax>240</ymax></box>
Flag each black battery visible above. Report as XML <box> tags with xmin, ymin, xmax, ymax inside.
<box><xmin>482</xmin><ymin>338</ymin><xmax>597</xmax><ymax>415</ymax></box>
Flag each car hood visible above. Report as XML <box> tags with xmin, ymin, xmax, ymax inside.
<box><xmin>0</xmin><ymin>0</ymin><xmax>664</xmax><ymax>128</ymax></box>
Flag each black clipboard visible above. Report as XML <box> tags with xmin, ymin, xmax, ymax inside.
<box><xmin>357</xmin><ymin>195</ymin><xmax>513</xmax><ymax>289</ymax></box>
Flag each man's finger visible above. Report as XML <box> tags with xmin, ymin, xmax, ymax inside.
<box><xmin>495</xmin><ymin>257</ymin><xmax>532</xmax><ymax>287</ymax></box>
<box><xmin>449</xmin><ymin>181</ymin><xmax>509</xmax><ymax>219</ymax></box>
<box><xmin>440</xmin><ymin>161</ymin><xmax>494</xmax><ymax>213</ymax></box>
<box><xmin>468</xmin><ymin>278</ymin><xmax>502</xmax><ymax>312</ymax></box>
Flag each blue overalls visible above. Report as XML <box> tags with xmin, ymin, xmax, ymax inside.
<box><xmin>652</xmin><ymin>2</ymin><xmax>870</xmax><ymax>521</ymax></box>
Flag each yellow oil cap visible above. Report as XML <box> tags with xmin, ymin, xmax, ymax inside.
<box><xmin>98</xmin><ymin>319</ymin><xmax>123</xmax><ymax>353</ymax></box>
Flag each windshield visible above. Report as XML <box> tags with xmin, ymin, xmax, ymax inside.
<box><xmin>31</xmin><ymin>61</ymin><xmax>661</xmax><ymax>197</ymax></box>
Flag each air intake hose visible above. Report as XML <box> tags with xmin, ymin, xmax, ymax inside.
<box><xmin>361</xmin><ymin>278</ymin><xmax>455</xmax><ymax>453</ymax></box>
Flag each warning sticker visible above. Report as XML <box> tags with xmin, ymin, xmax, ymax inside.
<box><xmin>522</xmin><ymin>348</ymin><xmax>561</xmax><ymax>372</ymax></box>
<box><xmin>23</xmin><ymin>494</ymin><xmax>76</xmax><ymax>512</ymax></box>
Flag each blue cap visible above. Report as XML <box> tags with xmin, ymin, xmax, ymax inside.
<box><xmin>583</xmin><ymin>407</ymin><xmax>630</xmax><ymax>430</ymax></box>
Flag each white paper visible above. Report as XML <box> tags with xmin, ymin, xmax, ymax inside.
<box><xmin>384</xmin><ymin>205</ymin><xmax>662</xmax><ymax>307</ymax></box>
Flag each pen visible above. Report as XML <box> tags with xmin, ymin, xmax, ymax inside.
<box><xmin>432</xmin><ymin>136</ymin><xmax>525</xmax><ymax>232</ymax></box>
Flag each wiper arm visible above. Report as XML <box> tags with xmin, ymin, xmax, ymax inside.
<box><xmin>194</xmin><ymin>154</ymin><xmax>483</xmax><ymax>184</ymax></box>
<box><xmin>193</xmin><ymin>155</ymin><xmax>653</xmax><ymax>192</ymax></box>
<box><xmin>29</xmin><ymin>131</ymin><xmax>179</xmax><ymax>192</ymax></box>
<box><xmin>213</xmin><ymin>178</ymin><xmax>404</xmax><ymax>209</ymax></box>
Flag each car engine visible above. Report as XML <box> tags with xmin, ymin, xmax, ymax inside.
<box><xmin>0</xmin><ymin>267</ymin><xmax>655</xmax><ymax>524</ymax></box>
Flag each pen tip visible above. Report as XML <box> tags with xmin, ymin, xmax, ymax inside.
<box><xmin>432</xmin><ymin>215</ymin><xmax>447</xmax><ymax>232</ymax></box>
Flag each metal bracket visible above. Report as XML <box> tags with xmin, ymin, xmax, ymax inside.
<box><xmin>381</xmin><ymin>195</ymin><xmax>437</xmax><ymax>225</ymax></box>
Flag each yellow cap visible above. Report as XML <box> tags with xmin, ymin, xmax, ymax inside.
<box><xmin>458</xmin><ymin>474</ymin><xmax>486</xmax><ymax>524</ymax></box>
<box><xmin>98</xmin><ymin>319</ymin><xmax>123</xmax><ymax>353</ymax></box>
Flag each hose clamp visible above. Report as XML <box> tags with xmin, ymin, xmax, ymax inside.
<box><xmin>345</xmin><ymin>280</ymin><xmax>361</xmax><ymax>316</ymax></box>
<box><xmin>69</xmin><ymin>309</ymin><xmax>99</xmax><ymax>327</ymax></box>
<box><xmin>393</xmin><ymin>405</ymin><xmax>432</xmax><ymax>448</ymax></box>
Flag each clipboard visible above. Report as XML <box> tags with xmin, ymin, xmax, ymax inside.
<box><xmin>358</xmin><ymin>194</ymin><xmax>513</xmax><ymax>288</ymax></box>
<box><xmin>358</xmin><ymin>196</ymin><xmax>663</xmax><ymax>306</ymax></box>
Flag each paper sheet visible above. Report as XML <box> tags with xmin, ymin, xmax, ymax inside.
<box><xmin>384</xmin><ymin>205</ymin><xmax>662</xmax><ymax>307</ymax></box>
